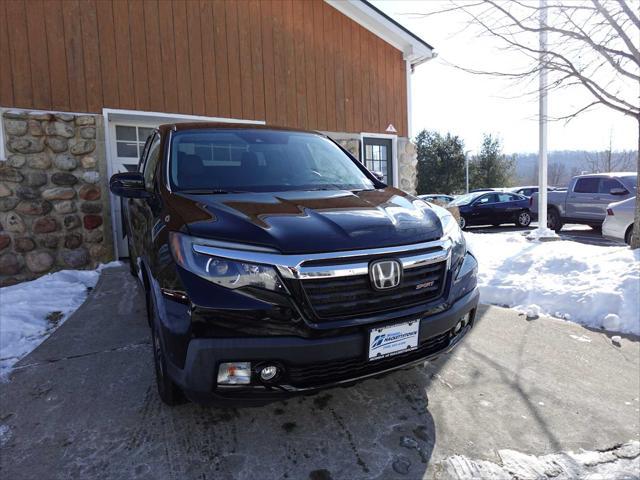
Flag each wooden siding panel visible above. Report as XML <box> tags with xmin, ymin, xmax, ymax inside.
<box><xmin>283</xmin><ymin>1</ymin><xmax>297</xmax><ymax>128</ymax></box>
<box><xmin>292</xmin><ymin>0</ymin><xmax>306</xmax><ymax>129</ymax></box>
<box><xmin>200</xmin><ymin>0</ymin><xmax>218</xmax><ymax>115</ymax></box>
<box><xmin>186</xmin><ymin>1</ymin><xmax>205</xmax><ymax>116</ymax></box>
<box><xmin>212</xmin><ymin>0</ymin><xmax>230</xmax><ymax>118</ymax></box>
<box><xmin>351</xmin><ymin>23</ymin><xmax>362</xmax><ymax>134</ymax></box>
<box><xmin>173</xmin><ymin>1</ymin><xmax>192</xmax><ymax>114</ymax></box>
<box><xmin>112</xmin><ymin>0</ymin><xmax>135</xmax><ymax>108</ymax></box>
<box><xmin>80</xmin><ymin>1</ymin><xmax>103</xmax><ymax>113</ymax></box>
<box><xmin>62</xmin><ymin>0</ymin><xmax>87</xmax><ymax>112</ymax></box>
<box><xmin>157</xmin><ymin>0</ymin><xmax>178</xmax><ymax>113</ymax></box>
<box><xmin>225</xmin><ymin>0</ymin><xmax>243</xmax><ymax>119</ymax></box>
<box><xmin>96</xmin><ymin>0</ymin><xmax>119</xmax><ymax>108</ymax></box>
<box><xmin>312</xmin><ymin>0</ymin><xmax>326</xmax><ymax>130</ymax></box>
<box><xmin>303</xmin><ymin>0</ymin><xmax>316</xmax><ymax>129</ymax></box>
<box><xmin>128</xmin><ymin>0</ymin><xmax>150</xmax><ymax>111</ymax></box>
<box><xmin>25</xmin><ymin>0</ymin><xmax>51</xmax><ymax>110</ymax></box>
<box><xmin>249</xmin><ymin>0</ymin><xmax>265</xmax><ymax>121</ymax></box>
<box><xmin>0</xmin><ymin>0</ymin><xmax>408</xmax><ymax>136</ymax></box>
<box><xmin>237</xmin><ymin>0</ymin><xmax>254</xmax><ymax>119</ymax></box>
<box><xmin>0</xmin><ymin>2</ymin><xmax>14</xmax><ymax>106</ymax></box>
<box><xmin>260</xmin><ymin>0</ymin><xmax>276</xmax><ymax>124</ymax></box>
<box><xmin>6</xmin><ymin>0</ymin><xmax>33</xmax><ymax>108</ymax></box>
<box><xmin>144</xmin><ymin>0</ymin><xmax>164</xmax><ymax>112</ymax></box>
<box><xmin>271</xmin><ymin>1</ymin><xmax>287</xmax><ymax>126</ymax></box>
<box><xmin>323</xmin><ymin>1</ymin><xmax>336</xmax><ymax>131</ymax></box>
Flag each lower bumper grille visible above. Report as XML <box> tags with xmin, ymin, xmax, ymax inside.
<box><xmin>300</xmin><ymin>261</ymin><xmax>447</xmax><ymax>319</ymax></box>
<box><xmin>285</xmin><ymin>330</ymin><xmax>451</xmax><ymax>387</ymax></box>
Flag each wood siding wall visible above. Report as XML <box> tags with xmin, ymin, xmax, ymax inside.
<box><xmin>0</xmin><ymin>0</ymin><xmax>408</xmax><ymax>136</ymax></box>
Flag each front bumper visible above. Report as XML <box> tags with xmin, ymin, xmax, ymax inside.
<box><xmin>167</xmin><ymin>287</ymin><xmax>479</xmax><ymax>405</ymax></box>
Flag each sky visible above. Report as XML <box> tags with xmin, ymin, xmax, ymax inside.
<box><xmin>372</xmin><ymin>0</ymin><xmax>638</xmax><ymax>155</ymax></box>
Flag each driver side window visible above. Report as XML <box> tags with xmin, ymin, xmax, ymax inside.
<box><xmin>143</xmin><ymin>133</ymin><xmax>161</xmax><ymax>190</ymax></box>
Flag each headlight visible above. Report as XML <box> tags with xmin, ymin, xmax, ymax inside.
<box><xmin>431</xmin><ymin>204</ymin><xmax>466</xmax><ymax>264</ymax></box>
<box><xmin>169</xmin><ymin>232</ymin><xmax>286</xmax><ymax>292</ymax></box>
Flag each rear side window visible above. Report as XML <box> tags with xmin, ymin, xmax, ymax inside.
<box><xmin>574</xmin><ymin>178</ymin><xmax>599</xmax><ymax>193</ymax></box>
<box><xmin>599</xmin><ymin>178</ymin><xmax>624</xmax><ymax>194</ymax></box>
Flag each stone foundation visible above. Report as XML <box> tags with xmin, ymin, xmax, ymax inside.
<box><xmin>0</xmin><ymin>109</ymin><xmax>113</xmax><ymax>286</ymax></box>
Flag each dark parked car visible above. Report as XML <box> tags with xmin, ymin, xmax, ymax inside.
<box><xmin>109</xmin><ymin>123</ymin><xmax>479</xmax><ymax>406</ymax></box>
<box><xmin>449</xmin><ymin>191</ymin><xmax>532</xmax><ymax>229</ymax></box>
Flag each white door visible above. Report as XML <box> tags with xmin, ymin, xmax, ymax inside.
<box><xmin>108</xmin><ymin>122</ymin><xmax>157</xmax><ymax>257</ymax></box>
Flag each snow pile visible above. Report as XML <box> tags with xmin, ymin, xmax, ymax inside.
<box><xmin>466</xmin><ymin>232</ymin><xmax>640</xmax><ymax>335</ymax></box>
<box><xmin>441</xmin><ymin>440</ymin><xmax>640</xmax><ymax>479</ymax></box>
<box><xmin>0</xmin><ymin>262</ymin><xmax>120</xmax><ymax>379</ymax></box>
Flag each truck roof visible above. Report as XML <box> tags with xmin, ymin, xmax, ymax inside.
<box><xmin>573</xmin><ymin>172</ymin><xmax>637</xmax><ymax>178</ymax></box>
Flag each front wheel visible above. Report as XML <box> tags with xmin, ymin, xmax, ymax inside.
<box><xmin>516</xmin><ymin>211</ymin><xmax>532</xmax><ymax>227</ymax></box>
<box><xmin>149</xmin><ymin>295</ymin><xmax>186</xmax><ymax>406</ymax></box>
<box><xmin>458</xmin><ymin>216</ymin><xmax>467</xmax><ymax>230</ymax></box>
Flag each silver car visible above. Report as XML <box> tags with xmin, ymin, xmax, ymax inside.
<box><xmin>603</xmin><ymin>197</ymin><xmax>635</xmax><ymax>245</ymax></box>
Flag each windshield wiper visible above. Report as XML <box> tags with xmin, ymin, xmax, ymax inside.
<box><xmin>178</xmin><ymin>189</ymin><xmax>244</xmax><ymax>194</ymax></box>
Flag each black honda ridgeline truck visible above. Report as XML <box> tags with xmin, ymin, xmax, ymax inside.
<box><xmin>109</xmin><ymin>123</ymin><xmax>479</xmax><ymax>406</ymax></box>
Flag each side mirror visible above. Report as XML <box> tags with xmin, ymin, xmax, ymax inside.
<box><xmin>372</xmin><ymin>171</ymin><xmax>385</xmax><ymax>182</ymax></box>
<box><xmin>610</xmin><ymin>187</ymin><xmax>629</xmax><ymax>196</ymax></box>
<box><xmin>109</xmin><ymin>172</ymin><xmax>150</xmax><ymax>198</ymax></box>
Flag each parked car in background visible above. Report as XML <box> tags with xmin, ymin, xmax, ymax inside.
<box><xmin>603</xmin><ymin>197</ymin><xmax>635</xmax><ymax>245</ymax></box>
<box><xmin>109</xmin><ymin>123</ymin><xmax>479</xmax><ymax>406</ymax></box>
<box><xmin>418</xmin><ymin>194</ymin><xmax>455</xmax><ymax>204</ymax></box>
<box><xmin>449</xmin><ymin>191</ymin><xmax>532</xmax><ymax>229</ymax></box>
<box><xmin>531</xmin><ymin>172</ymin><xmax>637</xmax><ymax>232</ymax></box>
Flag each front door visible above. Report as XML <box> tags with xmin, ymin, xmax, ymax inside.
<box><xmin>362</xmin><ymin>137</ymin><xmax>393</xmax><ymax>185</ymax></box>
<box><xmin>108</xmin><ymin>122</ymin><xmax>157</xmax><ymax>257</ymax></box>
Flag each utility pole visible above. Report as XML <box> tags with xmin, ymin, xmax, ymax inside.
<box><xmin>465</xmin><ymin>155</ymin><xmax>469</xmax><ymax>193</ymax></box>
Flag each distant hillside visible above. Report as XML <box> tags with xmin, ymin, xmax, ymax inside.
<box><xmin>512</xmin><ymin>150</ymin><xmax>637</xmax><ymax>186</ymax></box>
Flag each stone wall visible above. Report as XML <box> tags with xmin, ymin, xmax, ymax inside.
<box><xmin>0</xmin><ymin>110</ymin><xmax>113</xmax><ymax>286</ymax></box>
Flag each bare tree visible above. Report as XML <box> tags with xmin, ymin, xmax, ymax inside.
<box><xmin>412</xmin><ymin>0</ymin><xmax>640</xmax><ymax>247</ymax></box>
<box><xmin>548</xmin><ymin>162</ymin><xmax>567</xmax><ymax>185</ymax></box>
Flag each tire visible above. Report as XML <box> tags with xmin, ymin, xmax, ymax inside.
<box><xmin>148</xmin><ymin>293</ymin><xmax>186</xmax><ymax>406</ymax></box>
<box><xmin>516</xmin><ymin>210</ymin><xmax>532</xmax><ymax>227</ymax></box>
<box><xmin>459</xmin><ymin>216</ymin><xmax>467</xmax><ymax>229</ymax></box>
<box><xmin>625</xmin><ymin>226</ymin><xmax>633</xmax><ymax>246</ymax></box>
<box><xmin>547</xmin><ymin>208</ymin><xmax>563</xmax><ymax>232</ymax></box>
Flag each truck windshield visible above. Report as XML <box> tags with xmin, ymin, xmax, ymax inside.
<box><xmin>169</xmin><ymin>129</ymin><xmax>377</xmax><ymax>193</ymax></box>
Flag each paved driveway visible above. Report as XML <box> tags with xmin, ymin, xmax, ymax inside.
<box><xmin>1</xmin><ymin>266</ymin><xmax>638</xmax><ymax>479</ymax></box>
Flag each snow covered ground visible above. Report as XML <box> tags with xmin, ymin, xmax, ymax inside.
<box><xmin>466</xmin><ymin>232</ymin><xmax>640</xmax><ymax>336</ymax></box>
<box><xmin>441</xmin><ymin>440</ymin><xmax>640</xmax><ymax>479</ymax></box>
<box><xmin>0</xmin><ymin>262</ymin><xmax>120</xmax><ymax>379</ymax></box>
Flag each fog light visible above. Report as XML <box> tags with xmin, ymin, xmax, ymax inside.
<box><xmin>461</xmin><ymin>313</ymin><xmax>470</xmax><ymax>327</ymax></box>
<box><xmin>453</xmin><ymin>321</ymin><xmax>463</xmax><ymax>335</ymax></box>
<box><xmin>259</xmin><ymin>365</ymin><xmax>279</xmax><ymax>381</ymax></box>
<box><xmin>217</xmin><ymin>362</ymin><xmax>251</xmax><ymax>385</ymax></box>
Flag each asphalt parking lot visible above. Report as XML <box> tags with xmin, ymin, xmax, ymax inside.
<box><xmin>466</xmin><ymin>223</ymin><xmax>621</xmax><ymax>247</ymax></box>
<box><xmin>1</xmin><ymin>266</ymin><xmax>638</xmax><ymax>479</ymax></box>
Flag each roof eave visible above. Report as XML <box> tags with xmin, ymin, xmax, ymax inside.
<box><xmin>325</xmin><ymin>0</ymin><xmax>435</xmax><ymax>69</ymax></box>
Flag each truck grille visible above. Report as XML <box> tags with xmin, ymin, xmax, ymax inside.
<box><xmin>300</xmin><ymin>260</ymin><xmax>447</xmax><ymax>319</ymax></box>
<box><xmin>286</xmin><ymin>330</ymin><xmax>451</xmax><ymax>387</ymax></box>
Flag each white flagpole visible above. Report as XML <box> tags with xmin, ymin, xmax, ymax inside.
<box><xmin>537</xmin><ymin>0</ymin><xmax>549</xmax><ymax>235</ymax></box>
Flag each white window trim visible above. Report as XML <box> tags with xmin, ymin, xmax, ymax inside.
<box><xmin>103</xmin><ymin>108</ymin><xmax>266</xmax><ymax>259</ymax></box>
<box><xmin>0</xmin><ymin>109</ymin><xmax>6</xmax><ymax>161</ymax></box>
<box><xmin>360</xmin><ymin>132</ymin><xmax>398</xmax><ymax>188</ymax></box>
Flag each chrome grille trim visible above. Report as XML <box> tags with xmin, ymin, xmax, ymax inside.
<box><xmin>191</xmin><ymin>238</ymin><xmax>452</xmax><ymax>279</ymax></box>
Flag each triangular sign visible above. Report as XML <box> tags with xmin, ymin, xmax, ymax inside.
<box><xmin>385</xmin><ymin>124</ymin><xmax>397</xmax><ymax>133</ymax></box>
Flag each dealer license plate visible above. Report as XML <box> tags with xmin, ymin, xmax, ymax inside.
<box><xmin>368</xmin><ymin>320</ymin><xmax>419</xmax><ymax>361</ymax></box>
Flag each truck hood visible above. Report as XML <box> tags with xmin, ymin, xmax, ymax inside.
<box><xmin>169</xmin><ymin>188</ymin><xmax>443</xmax><ymax>254</ymax></box>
